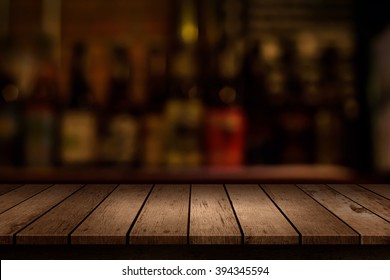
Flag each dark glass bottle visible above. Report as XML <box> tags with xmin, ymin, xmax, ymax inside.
<box><xmin>315</xmin><ymin>45</ymin><xmax>344</xmax><ymax>164</ymax></box>
<box><xmin>142</xmin><ymin>44</ymin><xmax>169</xmax><ymax>168</ymax></box>
<box><xmin>60</xmin><ymin>42</ymin><xmax>97</xmax><ymax>165</ymax></box>
<box><xmin>205</xmin><ymin>35</ymin><xmax>246</xmax><ymax>166</ymax></box>
<box><xmin>101</xmin><ymin>45</ymin><xmax>139</xmax><ymax>166</ymax></box>
<box><xmin>0</xmin><ymin>37</ymin><xmax>22</xmax><ymax>166</ymax></box>
<box><xmin>339</xmin><ymin>41</ymin><xmax>361</xmax><ymax>168</ymax></box>
<box><xmin>164</xmin><ymin>0</ymin><xmax>204</xmax><ymax>167</ymax></box>
<box><xmin>24</xmin><ymin>34</ymin><xmax>59</xmax><ymax>166</ymax></box>
<box><xmin>259</xmin><ymin>37</ymin><xmax>286</xmax><ymax>163</ymax></box>
<box><xmin>242</xmin><ymin>39</ymin><xmax>277</xmax><ymax>164</ymax></box>
<box><xmin>277</xmin><ymin>38</ymin><xmax>314</xmax><ymax>164</ymax></box>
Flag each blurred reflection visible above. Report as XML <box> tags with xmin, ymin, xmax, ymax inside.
<box><xmin>0</xmin><ymin>0</ymin><xmax>363</xmax><ymax>169</ymax></box>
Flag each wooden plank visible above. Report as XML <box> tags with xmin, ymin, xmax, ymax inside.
<box><xmin>226</xmin><ymin>184</ymin><xmax>299</xmax><ymax>244</ymax></box>
<box><xmin>129</xmin><ymin>184</ymin><xmax>189</xmax><ymax>244</ymax></box>
<box><xmin>261</xmin><ymin>184</ymin><xmax>359</xmax><ymax>244</ymax></box>
<box><xmin>299</xmin><ymin>184</ymin><xmax>390</xmax><ymax>244</ymax></box>
<box><xmin>190</xmin><ymin>184</ymin><xmax>241</xmax><ymax>244</ymax></box>
<box><xmin>0</xmin><ymin>184</ymin><xmax>51</xmax><ymax>214</ymax></box>
<box><xmin>16</xmin><ymin>184</ymin><xmax>117</xmax><ymax>245</ymax></box>
<box><xmin>360</xmin><ymin>184</ymin><xmax>390</xmax><ymax>200</ymax></box>
<box><xmin>72</xmin><ymin>184</ymin><xmax>152</xmax><ymax>244</ymax></box>
<box><xmin>328</xmin><ymin>184</ymin><xmax>390</xmax><ymax>222</ymax></box>
<box><xmin>0</xmin><ymin>184</ymin><xmax>22</xmax><ymax>196</ymax></box>
<box><xmin>0</xmin><ymin>184</ymin><xmax>82</xmax><ymax>245</ymax></box>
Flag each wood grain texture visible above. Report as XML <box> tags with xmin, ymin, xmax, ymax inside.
<box><xmin>0</xmin><ymin>184</ymin><xmax>82</xmax><ymax>244</ymax></box>
<box><xmin>360</xmin><ymin>184</ymin><xmax>390</xmax><ymax>199</ymax></box>
<box><xmin>72</xmin><ymin>184</ymin><xmax>152</xmax><ymax>244</ymax></box>
<box><xmin>129</xmin><ymin>184</ymin><xmax>189</xmax><ymax>244</ymax></box>
<box><xmin>328</xmin><ymin>184</ymin><xmax>390</xmax><ymax>222</ymax></box>
<box><xmin>261</xmin><ymin>184</ymin><xmax>359</xmax><ymax>244</ymax></box>
<box><xmin>0</xmin><ymin>184</ymin><xmax>51</xmax><ymax>214</ymax></box>
<box><xmin>190</xmin><ymin>184</ymin><xmax>241</xmax><ymax>244</ymax></box>
<box><xmin>0</xmin><ymin>184</ymin><xmax>22</xmax><ymax>196</ymax></box>
<box><xmin>226</xmin><ymin>184</ymin><xmax>299</xmax><ymax>244</ymax></box>
<box><xmin>299</xmin><ymin>184</ymin><xmax>390</xmax><ymax>244</ymax></box>
<box><xmin>16</xmin><ymin>184</ymin><xmax>117</xmax><ymax>244</ymax></box>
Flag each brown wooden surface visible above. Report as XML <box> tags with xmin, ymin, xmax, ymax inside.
<box><xmin>130</xmin><ymin>184</ymin><xmax>189</xmax><ymax>244</ymax></box>
<box><xmin>226</xmin><ymin>184</ymin><xmax>299</xmax><ymax>244</ymax></box>
<box><xmin>72</xmin><ymin>184</ymin><xmax>152</xmax><ymax>244</ymax></box>
<box><xmin>360</xmin><ymin>184</ymin><xmax>390</xmax><ymax>199</ymax></box>
<box><xmin>299</xmin><ymin>184</ymin><xmax>390</xmax><ymax>244</ymax></box>
<box><xmin>190</xmin><ymin>184</ymin><xmax>241</xmax><ymax>244</ymax></box>
<box><xmin>0</xmin><ymin>184</ymin><xmax>51</xmax><ymax>214</ymax></box>
<box><xmin>0</xmin><ymin>184</ymin><xmax>22</xmax><ymax>196</ymax></box>
<box><xmin>261</xmin><ymin>184</ymin><xmax>359</xmax><ymax>244</ymax></box>
<box><xmin>1</xmin><ymin>183</ymin><xmax>390</xmax><ymax>245</ymax></box>
<box><xmin>328</xmin><ymin>184</ymin><xmax>390</xmax><ymax>222</ymax></box>
<box><xmin>0</xmin><ymin>184</ymin><xmax>82</xmax><ymax>244</ymax></box>
<box><xmin>16</xmin><ymin>184</ymin><xmax>116</xmax><ymax>244</ymax></box>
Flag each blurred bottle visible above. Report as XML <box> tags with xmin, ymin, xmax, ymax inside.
<box><xmin>315</xmin><ymin>45</ymin><xmax>344</xmax><ymax>164</ymax></box>
<box><xmin>0</xmin><ymin>37</ymin><xmax>22</xmax><ymax>166</ymax></box>
<box><xmin>23</xmin><ymin>34</ymin><xmax>59</xmax><ymax>166</ymax></box>
<box><xmin>142</xmin><ymin>44</ymin><xmax>168</xmax><ymax>168</ymax></box>
<box><xmin>338</xmin><ymin>39</ymin><xmax>360</xmax><ymax>168</ymax></box>
<box><xmin>101</xmin><ymin>45</ymin><xmax>139</xmax><ymax>166</ymax></box>
<box><xmin>261</xmin><ymin>37</ymin><xmax>285</xmax><ymax>109</ymax></box>
<box><xmin>256</xmin><ymin>37</ymin><xmax>286</xmax><ymax>163</ymax></box>
<box><xmin>277</xmin><ymin>37</ymin><xmax>314</xmax><ymax>164</ymax></box>
<box><xmin>201</xmin><ymin>0</ymin><xmax>246</xmax><ymax>166</ymax></box>
<box><xmin>205</xmin><ymin>35</ymin><xmax>246</xmax><ymax>166</ymax></box>
<box><xmin>164</xmin><ymin>0</ymin><xmax>204</xmax><ymax>167</ymax></box>
<box><xmin>294</xmin><ymin>33</ymin><xmax>328</xmax><ymax>165</ymax></box>
<box><xmin>295</xmin><ymin>32</ymin><xmax>321</xmax><ymax>109</ymax></box>
<box><xmin>60</xmin><ymin>42</ymin><xmax>97</xmax><ymax>165</ymax></box>
<box><xmin>371</xmin><ymin>28</ymin><xmax>390</xmax><ymax>172</ymax></box>
<box><xmin>242</xmin><ymin>39</ymin><xmax>277</xmax><ymax>164</ymax></box>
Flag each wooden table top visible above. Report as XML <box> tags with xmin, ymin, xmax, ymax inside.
<box><xmin>0</xmin><ymin>184</ymin><xmax>389</xmax><ymax>245</ymax></box>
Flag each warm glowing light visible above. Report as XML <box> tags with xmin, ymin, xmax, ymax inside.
<box><xmin>262</xmin><ymin>38</ymin><xmax>281</xmax><ymax>61</ymax></box>
<box><xmin>181</xmin><ymin>23</ymin><xmax>198</xmax><ymax>44</ymax></box>
<box><xmin>297</xmin><ymin>32</ymin><xmax>319</xmax><ymax>58</ymax></box>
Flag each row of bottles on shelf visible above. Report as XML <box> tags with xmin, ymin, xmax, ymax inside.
<box><xmin>0</xmin><ymin>30</ymin><xmax>359</xmax><ymax>168</ymax></box>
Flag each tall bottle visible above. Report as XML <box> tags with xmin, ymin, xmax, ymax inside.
<box><xmin>206</xmin><ymin>34</ymin><xmax>246</xmax><ymax>166</ymax></box>
<box><xmin>370</xmin><ymin>27</ymin><xmax>390</xmax><ymax>172</ymax></box>
<box><xmin>60</xmin><ymin>42</ymin><xmax>97</xmax><ymax>165</ymax></box>
<box><xmin>164</xmin><ymin>0</ymin><xmax>204</xmax><ymax>167</ymax></box>
<box><xmin>276</xmin><ymin>38</ymin><xmax>314</xmax><ymax>164</ymax></box>
<box><xmin>142</xmin><ymin>44</ymin><xmax>168</xmax><ymax>168</ymax></box>
<box><xmin>294</xmin><ymin>32</ymin><xmax>323</xmax><ymax>164</ymax></box>
<box><xmin>242</xmin><ymin>39</ymin><xmax>277</xmax><ymax>164</ymax></box>
<box><xmin>204</xmin><ymin>0</ymin><xmax>247</xmax><ymax>166</ymax></box>
<box><xmin>101</xmin><ymin>45</ymin><xmax>139</xmax><ymax>166</ymax></box>
<box><xmin>0</xmin><ymin>37</ymin><xmax>22</xmax><ymax>166</ymax></box>
<box><xmin>258</xmin><ymin>37</ymin><xmax>286</xmax><ymax>163</ymax></box>
<box><xmin>338</xmin><ymin>38</ymin><xmax>360</xmax><ymax>168</ymax></box>
<box><xmin>23</xmin><ymin>34</ymin><xmax>59</xmax><ymax>166</ymax></box>
<box><xmin>315</xmin><ymin>45</ymin><xmax>344</xmax><ymax>164</ymax></box>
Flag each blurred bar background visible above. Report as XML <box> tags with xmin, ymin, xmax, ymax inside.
<box><xmin>0</xmin><ymin>0</ymin><xmax>389</xmax><ymax>181</ymax></box>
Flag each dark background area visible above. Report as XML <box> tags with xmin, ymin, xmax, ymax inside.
<box><xmin>1</xmin><ymin>0</ymin><xmax>390</xmax><ymax>182</ymax></box>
